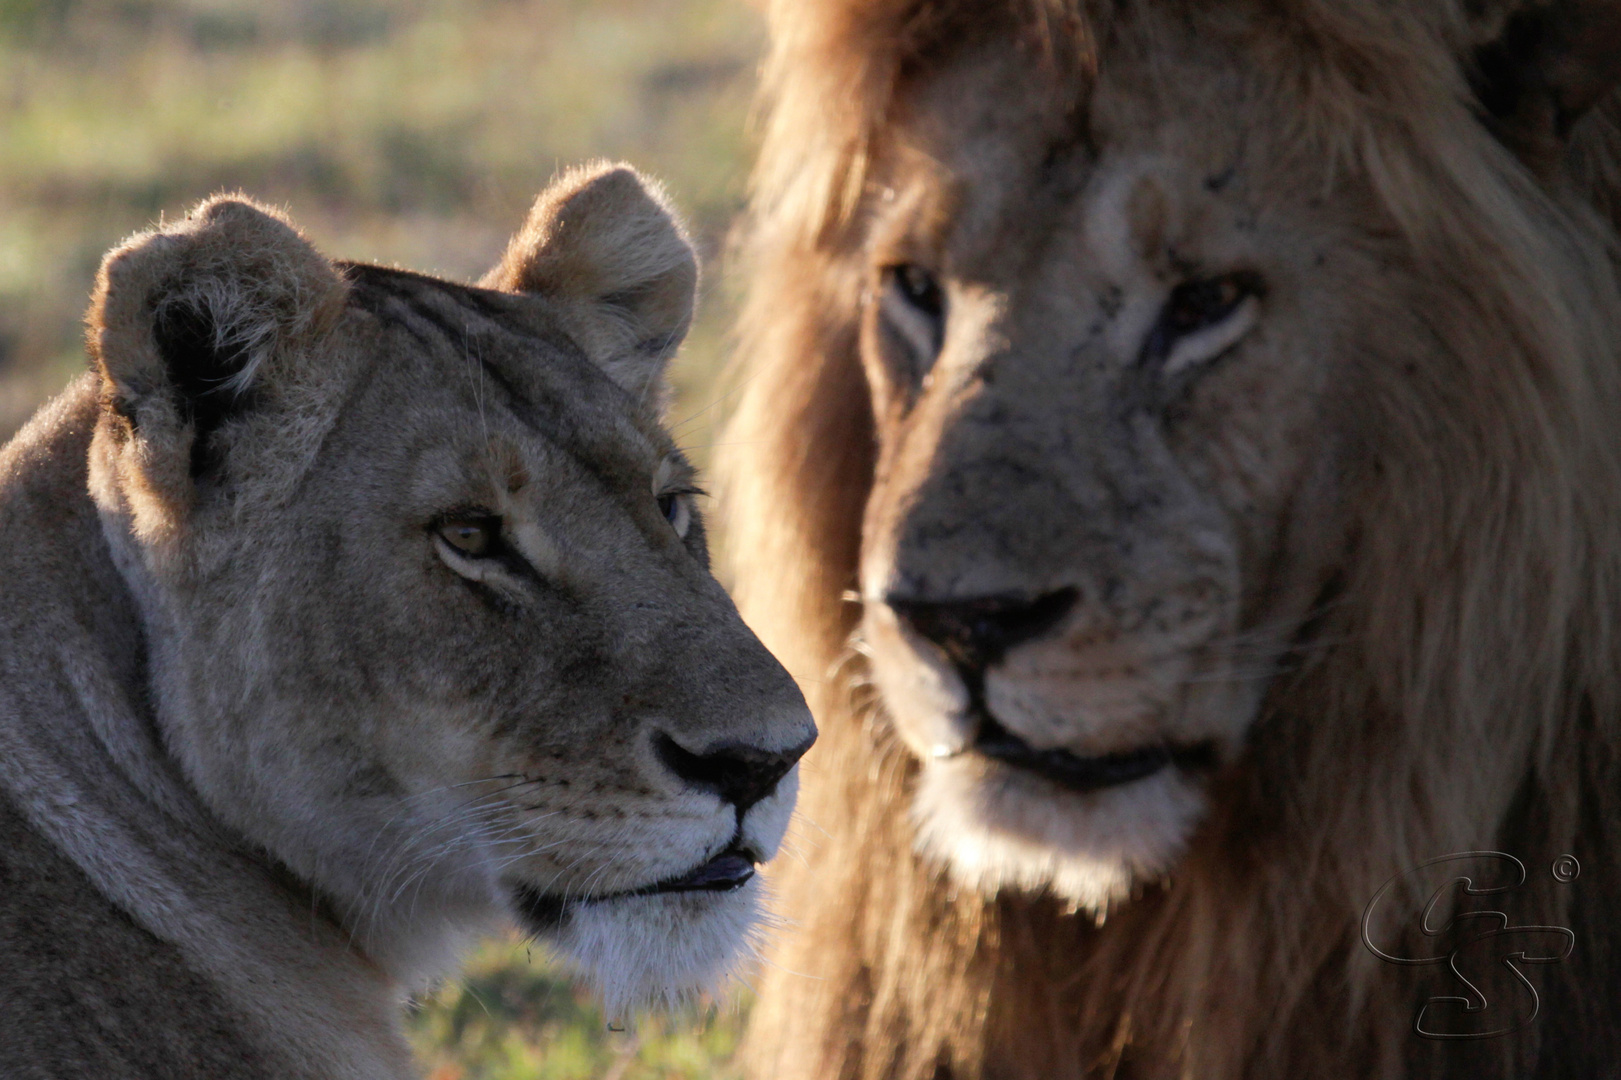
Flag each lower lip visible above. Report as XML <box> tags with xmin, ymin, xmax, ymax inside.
<box><xmin>512</xmin><ymin>848</ymin><xmax>758</xmax><ymax>932</ymax></box>
<box><xmin>972</xmin><ymin>714</ymin><xmax>1217</xmax><ymax>793</ymax></box>
<box><xmin>632</xmin><ymin>850</ymin><xmax>756</xmax><ymax>895</ymax></box>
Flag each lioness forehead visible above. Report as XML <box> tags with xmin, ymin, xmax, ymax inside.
<box><xmin>339</xmin><ymin>263</ymin><xmax>669</xmax><ymax>485</ymax></box>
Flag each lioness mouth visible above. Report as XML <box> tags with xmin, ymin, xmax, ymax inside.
<box><xmin>972</xmin><ymin>713</ymin><xmax>1217</xmax><ymax>793</ymax></box>
<box><xmin>513</xmin><ymin>845</ymin><xmax>757</xmax><ymax>932</ymax></box>
<box><xmin>627</xmin><ymin>846</ymin><xmax>758</xmax><ymax>896</ymax></box>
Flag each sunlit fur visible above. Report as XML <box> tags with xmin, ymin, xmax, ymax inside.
<box><xmin>720</xmin><ymin>2</ymin><xmax>1621</xmax><ymax>1078</ymax></box>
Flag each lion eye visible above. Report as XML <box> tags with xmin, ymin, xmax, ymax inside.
<box><xmin>894</xmin><ymin>264</ymin><xmax>943</xmax><ymax>315</ymax></box>
<box><xmin>879</xmin><ymin>263</ymin><xmax>946</xmax><ymax>377</ymax></box>
<box><xmin>437</xmin><ymin>516</ymin><xmax>500</xmax><ymax>558</ymax></box>
<box><xmin>1144</xmin><ymin>272</ymin><xmax>1262</xmax><ymax>377</ymax></box>
<box><xmin>657</xmin><ymin>492</ymin><xmax>693</xmax><ymax>539</ymax></box>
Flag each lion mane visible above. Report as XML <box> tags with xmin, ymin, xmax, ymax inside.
<box><xmin>721</xmin><ymin>1</ymin><xmax>1621</xmax><ymax>1077</ymax></box>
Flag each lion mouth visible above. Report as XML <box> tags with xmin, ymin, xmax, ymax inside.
<box><xmin>512</xmin><ymin>845</ymin><xmax>758</xmax><ymax>933</ymax></box>
<box><xmin>971</xmin><ymin>712</ymin><xmax>1217</xmax><ymax>793</ymax></box>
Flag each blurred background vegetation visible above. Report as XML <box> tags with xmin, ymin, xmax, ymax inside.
<box><xmin>0</xmin><ymin>0</ymin><xmax>766</xmax><ymax>1076</ymax></box>
<box><xmin>0</xmin><ymin>0</ymin><xmax>762</xmax><ymax>463</ymax></box>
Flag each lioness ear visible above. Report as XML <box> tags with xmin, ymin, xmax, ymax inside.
<box><xmin>89</xmin><ymin>196</ymin><xmax>345</xmax><ymax>480</ymax></box>
<box><xmin>482</xmin><ymin>162</ymin><xmax>698</xmax><ymax>403</ymax></box>
<box><xmin>1470</xmin><ymin>0</ymin><xmax>1621</xmax><ymax>173</ymax></box>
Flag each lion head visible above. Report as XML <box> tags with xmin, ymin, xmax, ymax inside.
<box><xmin>724</xmin><ymin>1</ymin><xmax>1621</xmax><ymax>1076</ymax></box>
<box><xmin>83</xmin><ymin>165</ymin><xmax>814</xmax><ymax>1015</ymax></box>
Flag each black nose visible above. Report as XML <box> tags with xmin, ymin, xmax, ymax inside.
<box><xmin>655</xmin><ymin>732</ymin><xmax>816</xmax><ymax>812</ymax></box>
<box><xmin>888</xmin><ymin>588</ymin><xmax>1078</xmax><ymax>670</ymax></box>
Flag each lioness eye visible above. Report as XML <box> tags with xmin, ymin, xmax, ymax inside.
<box><xmin>1143</xmin><ymin>272</ymin><xmax>1262</xmax><ymax>377</ymax></box>
<box><xmin>658</xmin><ymin>492</ymin><xmax>693</xmax><ymax>539</ymax></box>
<box><xmin>1166</xmin><ymin>276</ymin><xmax>1246</xmax><ymax>333</ymax></box>
<box><xmin>879</xmin><ymin>263</ymin><xmax>946</xmax><ymax>376</ymax></box>
<box><xmin>437</xmin><ymin>516</ymin><xmax>499</xmax><ymax>558</ymax></box>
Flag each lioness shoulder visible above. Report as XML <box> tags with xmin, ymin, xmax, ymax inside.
<box><xmin>0</xmin><ymin>164</ymin><xmax>812</xmax><ymax>1078</ymax></box>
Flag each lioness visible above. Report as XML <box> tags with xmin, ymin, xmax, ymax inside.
<box><xmin>0</xmin><ymin>164</ymin><xmax>813</xmax><ymax>1078</ymax></box>
<box><xmin>724</xmin><ymin>1</ymin><xmax>1621</xmax><ymax>1077</ymax></box>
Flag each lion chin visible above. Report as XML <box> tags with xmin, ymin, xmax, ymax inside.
<box><xmin>910</xmin><ymin>756</ymin><xmax>1206</xmax><ymax>913</ymax></box>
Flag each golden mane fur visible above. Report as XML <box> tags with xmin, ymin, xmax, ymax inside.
<box><xmin>720</xmin><ymin>1</ymin><xmax>1621</xmax><ymax>1076</ymax></box>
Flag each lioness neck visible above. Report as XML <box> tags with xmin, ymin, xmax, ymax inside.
<box><xmin>0</xmin><ymin>376</ymin><xmax>409</xmax><ymax>1080</ymax></box>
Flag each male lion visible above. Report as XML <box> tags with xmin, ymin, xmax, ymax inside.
<box><xmin>0</xmin><ymin>164</ymin><xmax>814</xmax><ymax>1078</ymax></box>
<box><xmin>722</xmin><ymin>1</ymin><xmax>1621</xmax><ymax>1077</ymax></box>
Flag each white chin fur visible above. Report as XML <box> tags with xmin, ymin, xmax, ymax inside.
<box><xmin>550</xmin><ymin>880</ymin><xmax>765</xmax><ymax>1021</ymax></box>
<box><xmin>910</xmin><ymin>757</ymin><xmax>1206</xmax><ymax>913</ymax></box>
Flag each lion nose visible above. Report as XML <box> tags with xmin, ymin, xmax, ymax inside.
<box><xmin>888</xmin><ymin>588</ymin><xmax>1078</xmax><ymax>670</ymax></box>
<box><xmin>655</xmin><ymin>731</ymin><xmax>816</xmax><ymax>813</ymax></box>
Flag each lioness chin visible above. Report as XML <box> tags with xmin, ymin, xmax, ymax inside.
<box><xmin>0</xmin><ymin>163</ymin><xmax>813</xmax><ymax>1079</ymax></box>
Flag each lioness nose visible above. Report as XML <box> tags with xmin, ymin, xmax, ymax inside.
<box><xmin>889</xmin><ymin>588</ymin><xmax>1078</xmax><ymax>670</ymax></box>
<box><xmin>655</xmin><ymin>731</ymin><xmax>816</xmax><ymax>812</ymax></box>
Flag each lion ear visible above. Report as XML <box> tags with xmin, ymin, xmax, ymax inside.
<box><xmin>89</xmin><ymin>196</ymin><xmax>346</xmax><ymax>480</ymax></box>
<box><xmin>1470</xmin><ymin>0</ymin><xmax>1621</xmax><ymax>173</ymax></box>
<box><xmin>482</xmin><ymin>162</ymin><xmax>698</xmax><ymax>405</ymax></box>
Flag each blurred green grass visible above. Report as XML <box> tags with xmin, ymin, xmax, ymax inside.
<box><xmin>0</xmin><ymin>1</ymin><xmax>765</xmax><ymax>1075</ymax></box>
<box><xmin>0</xmin><ymin>0</ymin><xmax>763</xmax><ymax>472</ymax></box>
<box><xmin>409</xmin><ymin>935</ymin><xmax>748</xmax><ymax>1080</ymax></box>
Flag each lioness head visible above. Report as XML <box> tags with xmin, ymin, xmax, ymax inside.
<box><xmin>83</xmin><ymin>165</ymin><xmax>814</xmax><ymax>1010</ymax></box>
<box><xmin>833</xmin><ymin>3</ymin><xmax>1620</xmax><ymax>911</ymax></box>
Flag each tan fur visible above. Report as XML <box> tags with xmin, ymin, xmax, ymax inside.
<box><xmin>0</xmin><ymin>163</ymin><xmax>813</xmax><ymax>1076</ymax></box>
<box><xmin>722</xmin><ymin>3</ymin><xmax>1621</xmax><ymax>1077</ymax></box>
